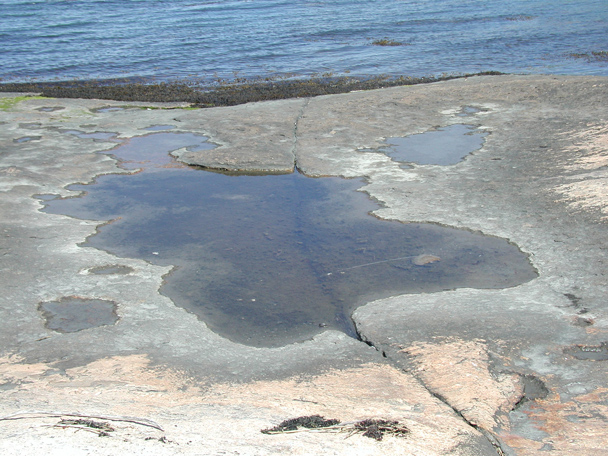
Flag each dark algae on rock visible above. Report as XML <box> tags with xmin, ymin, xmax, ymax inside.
<box><xmin>261</xmin><ymin>415</ymin><xmax>340</xmax><ymax>433</ymax></box>
<box><xmin>0</xmin><ymin>73</ymin><xmax>502</xmax><ymax>107</ymax></box>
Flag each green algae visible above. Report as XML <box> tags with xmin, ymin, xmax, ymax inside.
<box><xmin>0</xmin><ymin>95</ymin><xmax>48</xmax><ymax>111</ymax></box>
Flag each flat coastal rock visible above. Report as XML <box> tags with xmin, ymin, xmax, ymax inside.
<box><xmin>1</xmin><ymin>75</ymin><xmax>607</xmax><ymax>455</ymax></box>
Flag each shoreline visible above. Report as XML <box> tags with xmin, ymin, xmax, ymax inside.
<box><xmin>0</xmin><ymin>71</ymin><xmax>503</xmax><ymax>107</ymax></box>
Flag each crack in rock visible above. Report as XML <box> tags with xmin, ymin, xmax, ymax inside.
<box><xmin>291</xmin><ymin>98</ymin><xmax>310</xmax><ymax>170</ymax></box>
<box><xmin>354</xmin><ymin>328</ymin><xmax>514</xmax><ymax>455</ymax></box>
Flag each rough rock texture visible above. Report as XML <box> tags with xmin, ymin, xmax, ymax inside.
<box><xmin>404</xmin><ymin>339</ymin><xmax>523</xmax><ymax>431</ymax></box>
<box><xmin>0</xmin><ymin>355</ymin><xmax>495</xmax><ymax>455</ymax></box>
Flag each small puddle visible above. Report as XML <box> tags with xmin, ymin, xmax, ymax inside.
<box><xmin>37</xmin><ymin>106</ymin><xmax>65</xmax><ymax>112</ymax></box>
<box><xmin>43</xmin><ymin>132</ymin><xmax>536</xmax><ymax>347</ymax></box>
<box><xmin>107</xmin><ymin>132</ymin><xmax>214</xmax><ymax>169</ymax></box>
<box><xmin>39</xmin><ymin>297</ymin><xmax>119</xmax><ymax>333</ymax></box>
<box><xmin>565</xmin><ymin>343</ymin><xmax>608</xmax><ymax>361</ymax></box>
<box><xmin>88</xmin><ymin>265</ymin><xmax>134</xmax><ymax>275</ymax></box>
<box><xmin>380</xmin><ymin>124</ymin><xmax>488</xmax><ymax>166</ymax></box>
<box><xmin>456</xmin><ymin>106</ymin><xmax>483</xmax><ymax>117</ymax></box>
<box><xmin>514</xmin><ymin>374</ymin><xmax>549</xmax><ymax>408</ymax></box>
<box><xmin>13</xmin><ymin>136</ymin><xmax>41</xmax><ymax>143</ymax></box>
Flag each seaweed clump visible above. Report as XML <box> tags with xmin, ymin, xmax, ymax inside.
<box><xmin>371</xmin><ymin>38</ymin><xmax>408</xmax><ymax>46</ymax></box>
<box><xmin>505</xmin><ymin>15</ymin><xmax>535</xmax><ymax>21</ymax></box>
<box><xmin>57</xmin><ymin>419</ymin><xmax>115</xmax><ymax>436</ymax></box>
<box><xmin>353</xmin><ymin>419</ymin><xmax>409</xmax><ymax>441</ymax></box>
<box><xmin>261</xmin><ymin>415</ymin><xmax>409</xmax><ymax>441</ymax></box>
<box><xmin>261</xmin><ymin>415</ymin><xmax>340</xmax><ymax>433</ymax></box>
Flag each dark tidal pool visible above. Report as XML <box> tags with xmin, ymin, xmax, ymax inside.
<box><xmin>43</xmin><ymin>132</ymin><xmax>537</xmax><ymax>347</ymax></box>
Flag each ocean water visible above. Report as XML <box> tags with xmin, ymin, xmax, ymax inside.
<box><xmin>1</xmin><ymin>0</ymin><xmax>607</xmax><ymax>84</ymax></box>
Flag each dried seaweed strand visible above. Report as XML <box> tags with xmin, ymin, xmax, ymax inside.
<box><xmin>262</xmin><ymin>424</ymin><xmax>344</xmax><ymax>435</ymax></box>
<box><xmin>0</xmin><ymin>411</ymin><xmax>163</xmax><ymax>431</ymax></box>
<box><xmin>43</xmin><ymin>423</ymin><xmax>112</xmax><ymax>436</ymax></box>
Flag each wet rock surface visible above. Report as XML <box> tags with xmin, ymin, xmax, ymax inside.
<box><xmin>1</xmin><ymin>75</ymin><xmax>607</xmax><ymax>455</ymax></box>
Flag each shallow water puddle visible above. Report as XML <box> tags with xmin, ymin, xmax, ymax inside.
<box><xmin>381</xmin><ymin>124</ymin><xmax>488</xmax><ymax>166</ymax></box>
<box><xmin>13</xmin><ymin>136</ymin><xmax>41</xmax><ymax>143</ymax></box>
<box><xmin>43</xmin><ymin>132</ymin><xmax>536</xmax><ymax>347</ymax></box>
<box><xmin>88</xmin><ymin>265</ymin><xmax>134</xmax><ymax>275</ymax></box>
<box><xmin>39</xmin><ymin>297</ymin><xmax>118</xmax><ymax>333</ymax></box>
<box><xmin>565</xmin><ymin>343</ymin><xmax>608</xmax><ymax>361</ymax></box>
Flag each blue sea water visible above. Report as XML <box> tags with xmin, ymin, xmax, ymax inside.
<box><xmin>1</xmin><ymin>0</ymin><xmax>607</xmax><ymax>83</ymax></box>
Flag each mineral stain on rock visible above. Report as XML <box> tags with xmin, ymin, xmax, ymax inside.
<box><xmin>43</xmin><ymin>132</ymin><xmax>537</xmax><ymax>347</ymax></box>
<box><xmin>39</xmin><ymin>297</ymin><xmax>119</xmax><ymax>333</ymax></box>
